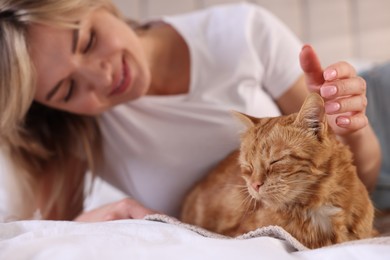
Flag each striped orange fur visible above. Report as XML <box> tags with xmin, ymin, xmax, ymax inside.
<box><xmin>180</xmin><ymin>93</ymin><xmax>374</xmax><ymax>249</ymax></box>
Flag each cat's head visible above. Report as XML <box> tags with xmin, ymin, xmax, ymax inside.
<box><xmin>234</xmin><ymin>93</ymin><xmax>332</xmax><ymax>209</ymax></box>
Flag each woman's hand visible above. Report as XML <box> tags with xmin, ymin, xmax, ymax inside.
<box><xmin>299</xmin><ymin>44</ymin><xmax>368</xmax><ymax>136</ymax></box>
<box><xmin>75</xmin><ymin>198</ymin><xmax>159</xmax><ymax>222</ymax></box>
<box><xmin>299</xmin><ymin>44</ymin><xmax>380</xmax><ymax>191</ymax></box>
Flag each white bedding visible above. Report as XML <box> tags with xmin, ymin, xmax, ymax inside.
<box><xmin>1</xmin><ymin>214</ymin><xmax>389</xmax><ymax>260</ymax></box>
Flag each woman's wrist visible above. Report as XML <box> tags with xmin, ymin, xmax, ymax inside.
<box><xmin>337</xmin><ymin>124</ymin><xmax>381</xmax><ymax>191</ymax></box>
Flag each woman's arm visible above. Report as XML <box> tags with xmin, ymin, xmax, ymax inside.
<box><xmin>75</xmin><ymin>198</ymin><xmax>158</xmax><ymax>222</ymax></box>
<box><xmin>339</xmin><ymin>125</ymin><xmax>381</xmax><ymax>191</ymax></box>
<box><xmin>276</xmin><ymin>45</ymin><xmax>381</xmax><ymax>191</ymax></box>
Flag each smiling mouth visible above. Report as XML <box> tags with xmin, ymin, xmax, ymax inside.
<box><xmin>109</xmin><ymin>57</ymin><xmax>131</xmax><ymax>96</ymax></box>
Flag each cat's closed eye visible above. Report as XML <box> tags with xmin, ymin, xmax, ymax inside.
<box><xmin>270</xmin><ymin>157</ymin><xmax>284</xmax><ymax>165</ymax></box>
<box><xmin>240</xmin><ymin>165</ymin><xmax>252</xmax><ymax>176</ymax></box>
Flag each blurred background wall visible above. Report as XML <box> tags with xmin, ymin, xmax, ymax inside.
<box><xmin>112</xmin><ymin>0</ymin><xmax>390</xmax><ymax>67</ymax></box>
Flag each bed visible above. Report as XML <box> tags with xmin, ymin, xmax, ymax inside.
<box><xmin>1</xmin><ymin>214</ymin><xmax>390</xmax><ymax>259</ymax></box>
<box><xmin>1</xmin><ymin>173</ymin><xmax>390</xmax><ymax>259</ymax></box>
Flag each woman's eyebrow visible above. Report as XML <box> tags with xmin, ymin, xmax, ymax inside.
<box><xmin>46</xmin><ymin>28</ymin><xmax>79</xmax><ymax>101</ymax></box>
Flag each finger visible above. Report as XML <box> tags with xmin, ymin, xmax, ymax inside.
<box><xmin>324</xmin><ymin>95</ymin><xmax>367</xmax><ymax>115</ymax></box>
<box><xmin>103</xmin><ymin>212</ymin><xmax>127</xmax><ymax>221</ymax></box>
<box><xmin>101</xmin><ymin>198</ymin><xmax>137</xmax><ymax>221</ymax></box>
<box><xmin>320</xmin><ymin>77</ymin><xmax>366</xmax><ymax>99</ymax></box>
<box><xmin>323</xmin><ymin>61</ymin><xmax>357</xmax><ymax>81</ymax></box>
<box><xmin>335</xmin><ymin>113</ymin><xmax>368</xmax><ymax>130</ymax></box>
<box><xmin>119</xmin><ymin>198</ymin><xmax>157</xmax><ymax>219</ymax></box>
<box><xmin>299</xmin><ymin>44</ymin><xmax>324</xmax><ymax>87</ymax></box>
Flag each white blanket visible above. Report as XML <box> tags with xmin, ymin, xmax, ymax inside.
<box><xmin>1</xmin><ymin>214</ymin><xmax>390</xmax><ymax>260</ymax></box>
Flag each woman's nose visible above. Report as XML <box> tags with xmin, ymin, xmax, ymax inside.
<box><xmin>78</xmin><ymin>59</ymin><xmax>112</xmax><ymax>92</ymax></box>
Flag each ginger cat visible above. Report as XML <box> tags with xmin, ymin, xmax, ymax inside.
<box><xmin>181</xmin><ymin>93</ymin><xmax>374</xmax><ymax>249</ymax></box>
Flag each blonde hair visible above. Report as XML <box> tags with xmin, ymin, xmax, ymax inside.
<box><xmin>0</xmin><ymin>0</ymin><xmax>119</xmax><ymax>220</ymax></box>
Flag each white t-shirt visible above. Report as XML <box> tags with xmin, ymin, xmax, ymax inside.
<box><xmin>98</xmin><ymin>3</ymin><xmax>302</xmax><ymax>216</ymax></box>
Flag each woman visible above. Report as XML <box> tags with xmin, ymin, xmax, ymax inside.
<box><xmin>0</xmin><ymin>0</ymin><xmax>380</xmax><ymax>221</ymax></box>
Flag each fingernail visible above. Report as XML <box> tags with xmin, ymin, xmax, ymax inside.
<box><xmin>336</xmin><ymin>117</ymin><xmax>350</xmax><ymax>126</ymax></box>
<box><xmin>301</xmin><ymin>44</ymin><xmax>311</xmax><ymax>51</ymax></box>
<box><xmin>324</xmin><ymin>69</ymin><xmax>337</xmax><ymax>81</ymax></box>
<box><xmin>320</xmin><ymin>85</ymin><xmax>337</xmax><ymax>97</ymax></box>
<box><xmin>325</xmin><ymin>102</ymin><xmax>340</xmax><ymax>113</ymax></box>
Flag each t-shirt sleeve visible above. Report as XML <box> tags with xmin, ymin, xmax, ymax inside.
<box><xmin>247</xmin><ymin>4</ymin><xmax>303</xmax><ymax>99</ymax></box>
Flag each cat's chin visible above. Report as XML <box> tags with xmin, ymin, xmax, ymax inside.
<box><xmin>248</xmin><ymin>191</ymin><xmax>284</xmax><ymax>209</ymax></box>
<box><xmin>247</xmin><ymin>187</ymin><xmax>261</xmax><ymax>200</ymax></box>
<box><xmin>247</xmin><ymin>190</ymin><xmax>270</xmax><ymax>208</ymax></box>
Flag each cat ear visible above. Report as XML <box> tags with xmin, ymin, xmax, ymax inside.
<box><xmin>294</xmin><ymin>93</ymin><xmax>327</xmax><ymax>138</ymax></box>
<box><xmin>231</xmin><ymin>111</ymin><xmax>258</xmax><ymax>129</ymax></box>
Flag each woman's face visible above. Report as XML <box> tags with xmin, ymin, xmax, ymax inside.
<box><xmin>29</xmin><ymin>8</ymin><xmax>151</xmax><ymax>115</ymax></box>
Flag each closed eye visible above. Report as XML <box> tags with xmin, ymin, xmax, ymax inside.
<box><xmin>63</xmin><ymin>79</ymin><xmax>75</xmax><ymax>102</ymax></box>
<box><xmin>83</xmin><ymin>30</ymin><xmax>96</xmax><ymax>53</ymax></box>
<box><xmin>240</xmin><ymin>165</ymin><xmax>253</xmax><ymax>176</ymax></box>
<box><xmin>270</xmin><ymin>157</ymin><xmax>286</xmax><ymax>165</ymax></box>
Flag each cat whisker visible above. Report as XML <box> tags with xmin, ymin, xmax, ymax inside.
<box><xmin>231</xmin><ymin>188</ymin><xmax>249</xmax><ymax>203</ymax></box>
<box><xmin>250</xmin><ymin>197</ymin><xmax>258</xmax><ymax>214</ymax></box>
<box><xmin>278</xmin><ymin>180</ymin><xmax>313</xmax><ymax>186</ymax></box>
<box><xmin>225</xmin><ymin>182</ymin><xmax>249</xmax><ymax>199</ymax></box>
<box><xmin>268</xmin><ymin>194</ymin><xmax>284</xmax><ymax>205</ymax></box>
<box><xmin>234</xmin><ymin>187</ymin><xmax>250</xmax><ymax>203</ymax></box>
<box><xmin>288</xmin><ymin>188</ymin><xmax>316</xmax><ymax>194</ymax></box>
<box><xmin>236</xmin><ymin>185</ymin><xmax>249</xmax><ymax>194</ymax></box>
<box><xmin>240</xmin><ymin>193</ymin><xmax>259</xmax><ymax>218</ymax></box>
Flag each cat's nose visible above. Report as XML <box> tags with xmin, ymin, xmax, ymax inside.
<box><xmin>251</xmin><ymin>181</ymin><xmax>263</xmax><ymax>192</ymax></box>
